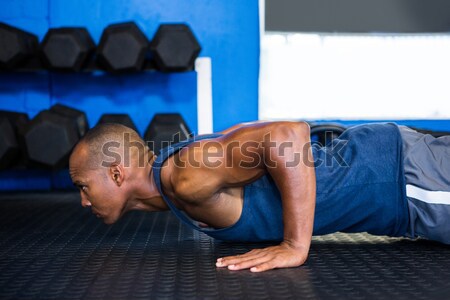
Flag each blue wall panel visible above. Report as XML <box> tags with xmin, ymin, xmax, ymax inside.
<box><xmin>48</xmin><ymin>72</ymin><xmax>198</xmax><ymax>135</ymax></box>
<box><xmin>0</xmin><ymin>73</ymin><xmax>50</xmax><ymax>118</ymax></box>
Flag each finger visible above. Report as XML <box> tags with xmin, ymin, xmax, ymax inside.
<box><xmin>250</xmin><ymin>261</ymin><xmax>277</xmax><ymax>272</ymax></box>
<box><xmin>217</xmin><ymin>249</ymin><xmax>262</xmax><ymax>261</ymax></box>
<box><xmin>216</xmin><ymin>251</ymin><xmax>266</xmax><ymax>267</ymax></box>
<box><xmin>216</xmin><ymin>249</ymin><xmax>264</xmax><ymax>264</ymax></box>
<box><xmin>216</xmin><ymin>254</ymin><xmax>263</xmax><ymax>267</ymax></box>
<box><xmin>250</xmin><ymin>253</ymin><xmax>308</xmax><ymax>272</ymax></box>
<box><xmin>226</xmin><ymin>255</ymin><xmax>271</xmax><ymax>271</ymax></box>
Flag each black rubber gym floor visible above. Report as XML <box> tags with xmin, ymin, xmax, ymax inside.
<box><xmin>0</xmin><ymin>193</ymin><xmax>449</xmax><ymax>299</ymax></box>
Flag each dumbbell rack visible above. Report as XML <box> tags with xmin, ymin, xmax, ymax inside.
<box><xmin>0</xmin><ymin>57</ymin><xmax>213</xmax><ymax>191</ymax></box>
<box><xmin>7</xmin><ymin>56</ymin><xmax>167</xmax><ymax>73</ymax></box>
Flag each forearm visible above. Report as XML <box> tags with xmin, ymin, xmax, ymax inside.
<box><xmin>215</xmin><ymin>121</ymin><xmax>316</xmax><ymax>271</ymax></box>
<box><xmin>264</xmin><ymin>122</ymin><xmax>316</xmax><ymax>250</ymax></box>
<box><xmin>281</xmin><ymin>167</ymin><xmax>315</xmax><ymax>250</ymax></box>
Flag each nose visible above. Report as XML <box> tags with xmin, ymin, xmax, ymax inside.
<box><xmin>80</xmin><ymin>193</ymin><xmax>92</xmax><ymax>208</ymax></box>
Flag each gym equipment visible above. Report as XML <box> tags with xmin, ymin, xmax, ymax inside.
<box><xmin>22</xmin><ymin>111</ymin><xmax>78</xmax><ymax>169</ymax></box>
<box><xmin>50</xmin><ymin>104</ymin><xmax>89</xmax><ymax>138</ymax></box>
<box><xmin>1</xmin><ymin>22</ymin><xmax>203</xmax><ymax>73</ymax></box>
<box><xmin>0</xmin><ymin>22</ymin><xmax>38</xmax><ymax>70</ymax></box>
<box><xmin>21</xmin><ymin>105</ymin><xmax>87</xmax><ymax>169</ymax></box>
<box><xmin>144</xmin><ymin>113</ymin><xmax>192</xmax><ymax>153</ymax></box>
<box><xmin>0</xmin><ymin>111</ymin><xmax>29</xmax><ymax>169</ymax></box>
<box><xmin>0</xmin><ymin>110</ymin><xmax>29</xmax><ymax>130</ymax></box>
<box><xmin>0</xmin><ymin>117</ymin><xmax>19</xmax><ymax>169</ymax></box>
<box><xmin>97</xmin><ymin>22</ymin><xmax>149</xmax><ymax>73</ymax></box>
<box><xmin>97</xmin><ymin>114</ymin><xmax>138</xmax><ymax>132</ymax></box>
<box><xmin>310</xmin><ymin>123</ymin><xmax>347</xmax><ymax>146</ymax></box>
<box><xmin>150</xmin><ymin>24</ymin><xmax>201</xmax><ymax>72</ymax></box>
<box><xmin>40</xmin><ymin>27</ymin><xmax>95</xmax><ymax>71</ymax></box>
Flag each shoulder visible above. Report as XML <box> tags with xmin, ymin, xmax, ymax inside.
<box><xmin>168</xmin><ymin>144</ymin><xmax>224</xmax><ymax>205</ymax></box>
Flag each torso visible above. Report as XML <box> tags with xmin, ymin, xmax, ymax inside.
<box><xmin>185</xmin><ymin>186</ymin><xmax>244</xmax><ymax>228</ymax></box>
<box><xmin>153</xmin><ymin>123</ymin><xmax>409</xmax><ymax>242</ymax></box>
<box><xmin>159</xmin><ymin>147</ymin><xmax>245</xmax><ymax>229</ymax></box>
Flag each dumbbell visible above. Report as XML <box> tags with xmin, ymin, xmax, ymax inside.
<box><xmin>97</xmin><ymin>21</ymin><xmax>201</xmax><ymax>73</ymax></box>
<box><xmin>310</xmin><ymin>123</ymin><xmax>347</xmax><ymax>146</ymax></box>
<box><xmin>144</xmin><ymin>113</ymin><xmax>192</xmax><ymax>154</ymax></box>
<box><xmin>0</xmin><ymin>22</ymin><xmax>38</xmax><ymax>70</ymax></box>
<box><xmin>21</xmin><ymin>104</ymin><xmax>89</xmax><ymax>169</ymax></box>
<box><xmin>40</xmin><ymin>27</ymin><xmax>96</xmax><ymax>72</ymax></box>
<box><xmin>50</xmin><ymin>104</ymin><xmax>89</xmax><ymax>137</ymax></box>
<box><xmin>0</xmin><ymin>111</ymin><xmax>29</xmax><ymax>169</ymax></box>
<box><xmin>97</xmin><ymin>22</ymin><xmax>149</xmax><ymax>73</ymax></box>
<box><xmin>97</xmin><ymin>114</ymin><xmax>138</xmax><ymax>132</ymax></box>
<box><xmin>150</xmin><ymin>24</ymin><xmax>201</xmax><ymax>72</ymax></box>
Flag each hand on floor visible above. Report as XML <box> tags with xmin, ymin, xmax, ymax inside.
<box><xmin>216</xmin><ymin>242</ymin><xmax>309</xmax><ymax>272</ymax></box>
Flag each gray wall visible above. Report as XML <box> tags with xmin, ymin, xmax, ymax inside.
<box><xmin>266</xmin><ymin>0</ymin><xmax>450</xmax><ymax>32</ymax></box>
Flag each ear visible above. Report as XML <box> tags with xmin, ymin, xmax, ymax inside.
<box><xmin>109</xmin><ymin>164</ymin><xmax>125</xmax><ymax>187</ymax></box>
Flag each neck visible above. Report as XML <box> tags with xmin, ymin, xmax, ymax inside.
<box><xmin>126</xmin><ymin>153</ymin><xmax>169</xmax><ymax>212</ymax></box>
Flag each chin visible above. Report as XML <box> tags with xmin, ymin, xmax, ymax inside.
<box><xmin>102</xmin><ymin>216</ymin><xmax>118</xmax><ymax>225</ymax></box>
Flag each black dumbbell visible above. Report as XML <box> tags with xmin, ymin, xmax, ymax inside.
<box><xmin>0</xmin><ymin>117</ymin><xmax>19</xmax><ymax>169</ymax></box>
<box><xmin>0</xmin><ymin>111</ymin><xmax>29</xmax><ymax>169</ymax></box>
<box><xmin>0</xmin><ymin>110</ymin><xmax>29</xmax><ymax>130</ymax></box>
<box><xmin>0</xmin><ymin>22</ymin><xmax>38</xmax><ymax>70</ymax></box>
<box><xmin>144</xmin><ymin>113</ymin><xmax>192</xmax><ymax>154</ymax></box>
<box><xmin>97</xmin><ymin>114</ymin><xmax>138</xmax><ymax>132</ymax></box>
<box><xmin>97</xmin><ymin>22</ymin><xmax>149</xmax><ymax>73</ymax></box>
<box><xmin>40</xmin><ymin>27</ymin><xmax>96</xmax><ymax>72</ymax></box>
<box><xmin>150</xmin><ymin>24</ymin><xmax>201</xmax><ymax>72</ymax></box>
<box><xmin>50</xmin><ymin>104</ymin><xmax>89</xmax><ymax>137</ymax></box>
<box><xmin>21</xmin><ymin>105</ymin><xmax>88</xmax><ymax>169</ymax></box>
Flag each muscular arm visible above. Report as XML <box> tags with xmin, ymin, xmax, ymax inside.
<box><xmin>215</xmin><ymin>121</ymin><xmax>316</xmax><ymax>271</ymax></box>
<box><xmin>218</xmin><ymin>120</ymin><xmax>272</xmax><ymax>134</ymax></box>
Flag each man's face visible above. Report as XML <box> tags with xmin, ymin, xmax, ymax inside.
<box><xmin>69</xmin><ymin>147</ymin><xmax>127</xmax><ymax>225</ymax></box>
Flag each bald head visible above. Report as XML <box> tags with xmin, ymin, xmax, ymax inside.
<box><xmin>71</xmin><ymin>123</ymin><xmax>150</xmax><ymax>170</ymax></box>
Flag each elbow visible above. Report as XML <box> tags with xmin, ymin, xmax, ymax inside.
<box><xmin>271</xmin><ymin>121</ymin><xmax>310</xmax><ymax>142</ymax></box>
<box><xmin>294</xmin><ymin>121</ymin><xmax>310</xmax><ymax>136</ymax></box>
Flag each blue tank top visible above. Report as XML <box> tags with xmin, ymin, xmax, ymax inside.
<box><xmin>152</xmin><ymin>123</ymin><xmax>409</xmax><ymax>242</ymax></box>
